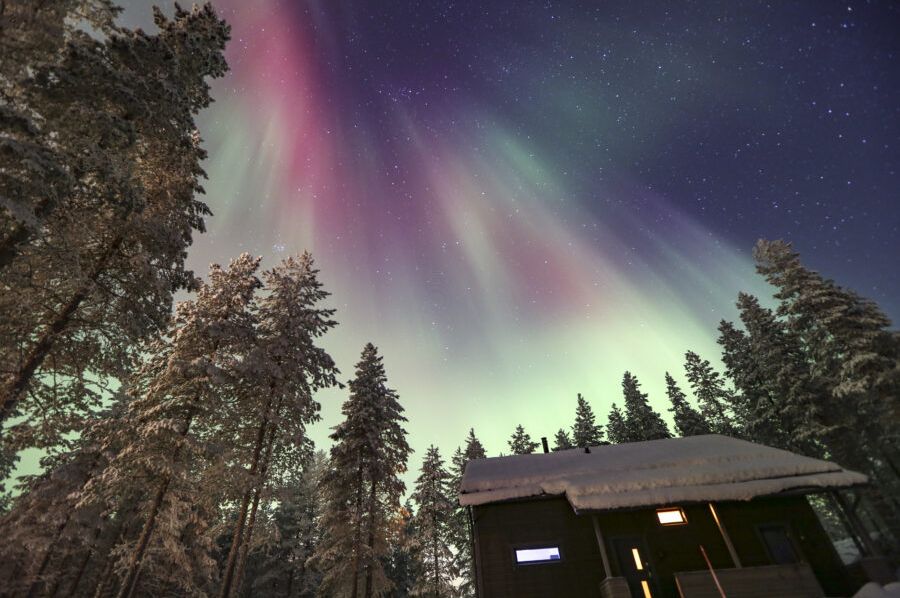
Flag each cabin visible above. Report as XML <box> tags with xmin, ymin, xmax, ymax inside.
<box><xmin>459</xmin><ymin>435</ymin><xmax>884</xmax><ymax>598</ymax></box>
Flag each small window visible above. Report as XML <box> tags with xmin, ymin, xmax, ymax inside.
<box><xmin>515</xmin><ymin>547</ymin><xmax>562</xmax><ymax>564</ymax></box>
<box><xmin>759</xmin><ymin>524</ymin><xmax>799</xmax><ymax>564</ymax></box>
<box><xmin>656</xmin><ymin>507</ymin><xmax>687</xmax><ymax>526</ymax></box>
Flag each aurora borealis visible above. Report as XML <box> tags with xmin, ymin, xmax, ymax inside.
<box><xmin>119</xmin><ymin>0</ymin><xmax>899</xmax><ymax>458</ymax></box>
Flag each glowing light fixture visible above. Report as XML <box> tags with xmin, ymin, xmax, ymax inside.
<box><xmin>656</xmin><ymin>507</ymin><xmax>687</xmax><ymax>526</ymax></box>
<box><xmin>631</xmin><ymin>548</ymin><xmax>644</xmax><ymax>570</ymax></box>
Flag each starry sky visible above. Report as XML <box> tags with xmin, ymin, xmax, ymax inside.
<box><xmin>119</xmin><ymin>0</ymin><xmax>900</xmax><ymax>461</ymax></box>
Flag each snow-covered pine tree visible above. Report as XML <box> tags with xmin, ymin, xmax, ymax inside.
<box><xmin>0</xmin><ymin>437</ymin><xmax>108</xmax><ymax>596</ymax></box>
<box><xmin>552</xmin><ymin>428</ymin><xmax>573</xmax><ymax>451</ymax></box>
<box><xmin>0</xmin><ymin>3</ymin><xmax>230</xmax><ymax>458</ymax></box>
<box><xmin>385</xmin><ymin>500</ymin><xmax>419</xmax><ymax>598</ymax></box>
<box><xmin>83</xmin><ymin>254</ymin><xmax>262</xmax><ymax>598</ymax></box>
<box><xmin>0</xmin><ymin>0</ymin><xmax>119</xmax><ymax>264</ymax></box>
<box><xmin>683</xmin><ymin>352</ymin><xmax>737</xmax><ymax>436</ymax></box>
<box><xmin>450</xmin><ymin>429</ymin><xmax>486</xmax><ymax>598</ymax></box>
<box><xmin>243</xmin><ymin>450</ymin><xmax>327</xmax><ymax>598</ymax></box>
<box><xmin>571</xmin><ymin>393</ymin><xmax>604</xmax><ymax>447</ymax></box>
<box><xmin>621</xmin><ymin>372</ymin><xmax>671</xmax><ymax>442</ymax></box>
<box><xmin>410</xmin><ymin>446</ymin><xmax>458</xmax><ymax>597</ymax></box>
<box><xmin>507</xmin><ymin>424</ymin><xmax>539</xmax><ymax>455</ymax></box>
<box><xmin>219</xmin><ymin>253</ymin><xmax>340</xmax><ymax>598</ymax></box>
<box><xmin>605</xmin><ymin>403</ymin><xmax>628</xmax><ymax>444</ymax></box>
<box><xmin>732</xmin><ymin>293</ymin><xmax>825</xmax><ymax>455</ymax></box>
<box><xmin>313</xmin><ymin>344</ymin><xmax>411</xmax><ymax>598</ymax></box>
<box><xmin>664</xmin><ymin>373</ymin><xmax>711</xmax><ymax>437</ymax></box>
<box><xmin>752</xmin><ymin>240</ymin><xmax>900</xmax><ymax>546</ymax></box>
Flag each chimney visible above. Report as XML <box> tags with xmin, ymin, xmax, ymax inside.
<box><xmin>541</xmin><ymin>437</ymin><xmax>549</xmax><ymax>454</ymax></box>
<box><xmin>584</xmin><ymin>446</ymin><xmax>591</xmax><ymax>454</ymax></box>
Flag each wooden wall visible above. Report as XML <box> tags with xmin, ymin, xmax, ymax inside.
<box><xmin>472</xmin><ymin>497</ymin><xmax>604</xmax><ymax>597</ymax></box>
<box><xmin>472</xmin><ymin>494</ymin><xmax>851</xmax><ymax>598</ymax></box>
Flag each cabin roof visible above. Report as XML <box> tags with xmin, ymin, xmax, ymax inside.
<box><xmin>459</xmin><ymin>434</ymin><xmax>866</xmax><ymax>512</ymax></box>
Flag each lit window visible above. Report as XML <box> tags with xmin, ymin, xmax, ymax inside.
<box><xmin>515</xmin><ymin>547</ymin><xmax>561</xmax><ymax>564</ymax></box>
<box><xmin>656</xmin><ymin>507</ymin><xmax>687</xmax><ymax>526</ymax></box>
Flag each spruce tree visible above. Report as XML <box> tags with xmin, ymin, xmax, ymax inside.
<box><xmin>0</xmin><ymin>2</ymin><xmax>230</xmax><ymax>456</ymax></box>
<box><xmin>605</xmin><ymin>403</ymin><xmax>628</xmax><ymax>444</ymax></box>
<box><xmin>219</xmin><ymin>253</ymin><xmax>340</xmax><ymax>598</ymax></box>
<box><xmin>665</xmin><ymin>373</ymin><xmax>711</xmax><ymax>437</ymax></box>
<box><xmin>449</xmin><ymin>429</ymin><xmax>485</xmax><ymax>598</ymax></box>
<box><xmin>245</xmin><ymin>450</ymin><xmax>326</xmax><ymax>597</ymax></box>
<box><xmin>313</xmin><ymin>344</ymin><xmax>411</xmax><ymax>598</ymax></box>
<box><xmin>621</xmin><ymin>372</ymin><xmax>671</xmax><ymax>442</ymax></box>
<box><xmin>410</xmin><ymin>446</ymin><xmax>458</xmax><ymax>597</ymax></box>
<box><xmin>734</xmin><ymin>293</ymin><xmax>826</xmax><ymax>454</ymax></box>
<box><xmin>752</xmin><ymin>240</ymin><xmax>900</xmax><ymax>545</ymax></box>
<box><xmin>683</xmin><ymin>351</ymin><xmax>737</xmax><ymax>436</ymax></box>
<box><xmin>85</xmin><ymin>254</ymin><xmax>262</xmax><ymax>598</ymax></box>
<box><xmin>507</xmin><ymin>424</ymin><xmax>539</xmax><ymax>455</ymax></box>
<box><xmin>552</xmin><ymin>428</ymin><xmax>573</xmax><ymax>451</ymax></box>
<box><xmin>571</xmin><ymin>393</ymin><xmax>604</xmax><ymax>447</ymax></box>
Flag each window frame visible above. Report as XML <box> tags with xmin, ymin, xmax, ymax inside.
<box><xmin>755</xmin><ymin>521</ymin><xmax>803</xmax><ymax>565</ymax></box>
<box><xmin>511</xmin><ymin>543</ymin><xmax>564</xmax><ymax>566</ymax></box>
<box><xmin>655</xmin><ymin>507</ymin><xmax>688</xmax><ymax>526</ymax></box>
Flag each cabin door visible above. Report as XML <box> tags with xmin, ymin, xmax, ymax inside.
<box><xmin>611</xmin><ymin>537</ymin><xmax>658</xmax><ymax>598</ymax></box>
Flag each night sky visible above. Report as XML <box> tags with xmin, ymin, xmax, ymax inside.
<box><xmin>119</xmin><ymin>0</ymin><xmax>900</xmax><ymax>459</ymax></box>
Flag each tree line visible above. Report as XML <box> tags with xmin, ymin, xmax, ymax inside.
<box><xmin>1</xmin><ymin>1</ymin><xmax>898</xmax><ymax>597</ymax></box>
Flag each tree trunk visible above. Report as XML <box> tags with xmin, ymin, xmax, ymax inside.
<box><xmin>363</xmin><ymin>477</ymin><xmax>377</xmax><ymax>598</ymax></box>
<box><xmin>232</xmin><ymin>422</ymin><xmax>278</xmax><ymax>597</ymax></box>
<box><xmin>61</xmin><ymin>546</ymin><xmax>93</xmax><ymax>598</ymax></box>
<box><xmin>0</xmin><ymin>231</ymin><xmax>125</xmax><ymax>425</ymax></box>
<box><xmin>24</xmin><ymin>451</ymin><xmax>103</xmax><ymax>598</ymax></box>
<box><xmin>91</xmin><ymin>556</ymin><xmax>115</xmax><ymax>598</ymax></box>
<box><xmin>219</xmin><ymin>410</ymin><xmax>270</xmax><ymax>598</ymax></box>
<box><xmin>115</xmin><ymin>476</ymin><xmax>170</xmax><ymax>598</ymax></box>
<box><xmin>116</xmin><ymin>413</ymin><xmax>194</xmax><ymax>598</ymax></box>
<box><xmin>285</xmin><ymin>569</ymin><xmax>294</xmax><ymax>598</ymax></box>
<box><xmin>350</xmin><ymin>464</ymin><xmax>363</xmax><ymax>598</ymax></box>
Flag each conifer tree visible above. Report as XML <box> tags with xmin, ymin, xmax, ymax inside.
<box><xmin>665</xmin><ymin>373</ymin><xmax>711</xmax><ymax>437</ymax></box>
<box><xmin>449</xmin><ymin>429</ymin><xmax>485</xmax><ymax>598</ymax></box>
<box><xmin>244</xmin><ymin>450</ymin><xmax>326</xmax><ymax>597</ymax></box>
<box><xmin>683</xmin><ymin>351</ymin><xmax>737</xmax><ymax>436</ymax></box>
<box><xmin>605</xmin><ymin>403</ymin><xmax>628</xmax><ymax>444</ymax></box>
<box><xmin>410</xmin><ymin>446</ymin><xmax>457</xmax><ymax>597</ymax></box>
<box><xmin>219</xmin><ymin>253</ymin><xmax>340</xmax><ymax>598</ymax></box>
<box><xmin>571</xmin><ymin>393</ymin><xmax>604</xmax><ymax>447</ymax></box>
<box><xmin>313</xmin><ymin>344</ymin><xmax>411</xmax><ymax>598</ymax></box>
<box><xmin>83</xmin><ymin>254</ymin><xmax>262</xmax><ymax>598</ymax></box>
<box><xmin>621</xmin><ymin>372</ymin><xmax>671</xmax><ymax>442</ymax></box>
<box><xmin>507</xmin><ymin>424</ymin><xmax>539</xmax><ymax>455</ymax></box>
<box><xmin>732</xmin><ymin>293</ymin><xmax>825</xmax><ymax>453</ymax></box>
<box><xmin>0</xmin><ymin>2</ymin><xmax>231</xmax><ymax>457</ymax></box>
<box><xmin>552</xmin><ymin>428</ymin><xmax>573</xmax><ymax>451</ymax></box>
<box><xmin>385</xmin><ymin>501</ymin><xmax>419</xmax><ymax>598</ymax></box>
<box><xmin>752</xmin><ymin>240</ymin><xmax>900</xmax><ymax>545</ymax></box>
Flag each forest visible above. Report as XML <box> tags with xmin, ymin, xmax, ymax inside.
<box><xmin>1</xmin><ymin>1</ymin><xmax>898</xmax><ymax>597</ymax></box>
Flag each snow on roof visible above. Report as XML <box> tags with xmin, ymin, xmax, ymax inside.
<box><xmin>459</xmin><ymin>435</ymin><xmax>866</xmax><ymax>512</ymax></box>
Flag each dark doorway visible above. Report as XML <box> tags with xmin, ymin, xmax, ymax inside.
<box><xmin>612</xmin><ymin>536</ymin><xmax>658</xmax><ymax>597</ymax></box>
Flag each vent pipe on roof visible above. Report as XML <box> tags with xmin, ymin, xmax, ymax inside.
<box><xmin>541</xmin><ymin>437</ymin><xmax>549</xmax><ymax>454</ymax></box>
<box><xmin>584</xmin><ymin>446</ymin><xmax>591</xmax><ymax>454</ymax></box>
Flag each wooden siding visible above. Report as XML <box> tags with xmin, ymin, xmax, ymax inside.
<box><xmin>473</xmin><ymin>497</ymin><xmax>605</xmax><ymax>597</ymax></box>
<box><xmin>674</xmin><ymin>563</ymin><xmax>823</xmax><ymax>598</ymax></box>
<box><xmin>472</xmin><ymin>495</ymin><xmax>851</xmax><ymax>598</ymax></box>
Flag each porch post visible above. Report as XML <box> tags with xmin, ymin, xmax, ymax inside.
<box><xmin>708</xmin><ymin>503</ymin><xmax>742</xmax><ymax>568</ymax></box>
<box><xmin>591</xmin><ymin>514</ymin><xmax>613</xmax><ymax>578</ymax></box>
